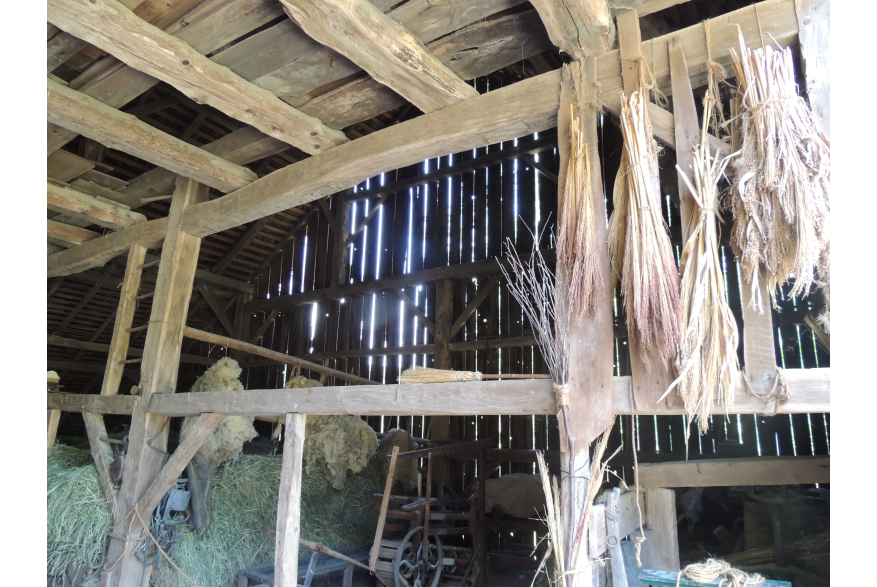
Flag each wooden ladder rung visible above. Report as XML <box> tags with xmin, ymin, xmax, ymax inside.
<box><xmin>134</xmin><ymin>292</ymin><xmax>154</xmax><ymax>301</ymax></box>
<box><xmin>118</xmin><ymin>358</ymin><xmax>142</xmax><ymax>365</ymax></box>
<box><xmin>127</xmin><ymin>324</ymin><xmax>149</xmax><ymax>333</ymax></box>
<box><xmin>140</xmin><ymin>260</ymin><xmax>160</xmax><ymax>270</ymax></box>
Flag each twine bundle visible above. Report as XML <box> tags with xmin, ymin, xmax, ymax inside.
<box><xmin>727</xmin><ymin>29</ymin><xmax>830</xmax><ymax>310</ymax></box>
<box><xmin>608</xmin><ymin>90</ymin><xmax>682</xmax><ymax>368</ymax></box>
<box><xmin>662</xmin><ymin>104</ymin><xmax>739</xmax><ymax>435</ymax></box>
<box><xmin>397</xmin><ymin>366</ymin><xmax>482</xmax><ymax>383</ymax></box>
<box><xmin>676</xmin><ymin>558</ymin><xmax>764</xmax><ymax>587</ymax></box>
<box><xmin>557</xmin><ymin>64</ymin><xmax>604</xmax><ymax>320</ymax></box>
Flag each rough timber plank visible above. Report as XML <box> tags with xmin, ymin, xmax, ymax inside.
<box><xmin>48</xmin><ymin>0</ymin><xmax>348</xmax><ymax>154</ymax></box>
<box><xmin>794</xmin><ymin>0</ymin><xmax>829</xmax><ymax>138</ymax></box>
<box><xmin>48</xmin><ymin>79</ymin><xmax>257</xmax><ymax>193</ymax></box>
<box><xmin>530</xmin><ymin>0</ymin><xmax>613</xmax><ymax>59</ymax></box>
<box><xmin>49</xmin><ymin>393</ymin><xmax>138</xmax><ymax>415</ymax></box>
<box><xmin>104</xmin><ymin>177</ymin><xmax>206</xmax><ymax>587</ymax></box>
<box><xmin>48</xmin><ymin>182</ymin><xmax>147</xmax><ymax>230</ymax></box>
<box><xmin>280</xmin><ymin>0</ymin><xmax>478</xmax><ymax>113</ymax></box>
<box><xmin>275</xmin><ymin>413</ymin><xmax>307</xmax><ymax>587</ymax></box>
<box><xmin>47</xmin><ymin>219</ymin><xmax>100</xmax><ymax>247</ymax></box>
<box><xmin>639</xmin><ymin>456</ymin><xmax>830</xmax><ymax>488</ymax></box>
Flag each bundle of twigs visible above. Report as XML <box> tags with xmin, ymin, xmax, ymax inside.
<box><xmin>557</xmin><ymin>64</ymin><xmax>603</xmax><ymax>320</ymax></box>
<box><xmin>662</xmin><ymin>104</ymin><xmax>739</xmax><ymax>435</ymax></box>
<box><xmin>608</xmin><ymin>90</ymin><xmax>682</xmax><ymax>368</ymax></box>
<box><xmin>727</xmin><ymin>29</ymin><xmax>830</xmax><ymax>310</ymax></box>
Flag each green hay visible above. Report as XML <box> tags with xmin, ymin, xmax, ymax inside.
<box><xmin>154</xmin><ymin>453</ymin><xmax>383</xmax><ymax>587</ymax></box>
<box><xmin>47</xmin><ymin>445</ymin><xmax>112</xmax><ymax>586</ymax></box>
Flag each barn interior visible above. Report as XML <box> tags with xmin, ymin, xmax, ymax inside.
<box><xmin>45</xmin><ymin>0</ymin><xmax>831</xmax><ymax>586</ymax></box>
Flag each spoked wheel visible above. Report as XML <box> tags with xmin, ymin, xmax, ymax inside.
<box><xmin>394</xmin><ymin>526</ymin><xmax>443</xmax><ymax>587</ymax></box>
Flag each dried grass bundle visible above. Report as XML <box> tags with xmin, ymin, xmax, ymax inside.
<box><xmin>397</xmin><ymin>366</ymin><xmax>482</xmax><ymax>383</ymax></box>
<box><xmin>534</xmin><ymin>452</ymin><xmax>567</xmax><ymax>587</ymax></box>
<box><xmin>608</xmin><ymin>91</ymin><xmax>682</xmax><ymax>368</ymax></box>
<box><xmin>727</xmin><ymin>30</ymin><xmax>830</xmax><ymax>309</ymax></box>
<box><xmin>557</xmin><ymin>65</ymin><xmax>604</xmax><ymax>320</ymax></box>
<box><xmin>662</xmin><ymin>105</ymin><xmax>739</xmax><ymax>434</ymax></box>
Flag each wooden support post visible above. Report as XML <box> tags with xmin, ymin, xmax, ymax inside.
<box><xmin>82</xmin><ymin>244</ymin><xmax>148</xmax><ymax>515</ymax></box>
<box><xmin>429</xmin><ymin>278</ymin><xmax>454</xmax><ymax>448</ymax></box>
<box><xmin>644</xmin><ymin>488</ymin><xmax>679</xmax><ymax>571</ymax></box>
<box><xmin>556</xmin><ymin>57</ymin><xmax>615</xmax><ymax>586</ymax></box>
<box><xmin>617</xmin><ymin>9</ymin><xmax>676</xmax><ymax>411</ymax></box>
<box><xmin>231</xmin><ymin>292</ymin><xmax>254</xmax><ymax>363</ymax></box>
<box><xmin>794</xmin><ymin>0</ymin><xmax>830</xmax><ymax>138</ymax></box>
<box><xmin>275</xmin><ymin>413</ymin><xmax>307</xmax><ymax>587</ymax></box>
<box><xmin>104</xmin><ymin>177</ymin><xmax>207</xmax><ymax>587</ymax></box>
<box><xmin>48</xmin><ymin>409</ymin><xmax>62</xmax><ymax>453</ymax></box>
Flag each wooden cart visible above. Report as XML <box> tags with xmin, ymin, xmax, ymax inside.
<box><xmin>369</xmin><ymin>438</ymin><xmax>494</xmax><ymax>587</ymax></box>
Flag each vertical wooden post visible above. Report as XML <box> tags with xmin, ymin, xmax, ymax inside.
<box><xmin>430</xmin><ymin>278</ymin><xmax>454</xmax><ymax>443</ymax></box>
<box><xmin>616</xmin><ymin>9</ymin><xmax>677</xmax><ymax>412</ymax></box>
<box><xmin>794</xmin><ymin>0</ymin><xmax>830</xmax><ymax>139</ymax></box>
<box><xmin>104</xmin><ymin>177</ymin><xmax>208</xmax><ymax>587</ymax></box>
<box><xmin>48</xmin><ymin>409</ymin><xmax>62</xmax><ymax>453</ymax></box>
<box><xmin>275</xmin><ymin>413</ymin><xmax>307</xmax><ymax>587</ymax></box>
<box><xmin>83</xmin><ymin>244</ymin><xmax>148</xmax><ymax>513</ymax></box>
<box><xmin>231</xmin><ymin>292</ymin><xmax>254</xmax><ymax>364</ymax></box>
<box><xmin>556</xmin><ymin>57</ymin><xmax>615</xmax><ymax>586</ymax></box>
<box><xmin>644</xmin><ymin>488</ymin><xmax>679</xmax><ymax>571</ymax></box>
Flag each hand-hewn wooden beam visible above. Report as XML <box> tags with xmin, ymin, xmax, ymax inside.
<box><xmin>529</xmin><ymin>0</ymin><xmax>613</xmax><ymax>59</ymax></box>
<box><xmin>47</xmin><ymin>31</ymin><xmax>87</xmax><ymax>73</ymax></box>
<box><xmin>274</xmin><ymin>413</ymin><xmax>307</xmax><ymax>587</ymax></box>
<box><xmin>48</xmin><ymin>0</ymin><xmax>348</xmax><ymax>154</ymax></box>
<box><xmin>48</xmin><ymin>182</ymin><xmax>147</xmax><ymax>230</ymax></box>
<box><xmin>639</xmin><ymin>456</ymin><xmax>831</xmax><ymax>488</ymax></box>
<box><xmin>48</xmin><ymin>219</ymin><xmax>101</xmax><ymax>248</ymax></box>
<box><xmin>280</xmin><ymin>0</ymin><xmax>478</xmax><ymax>113</ymax></box>
<box><xmin>49</xmin><ymin>392</ymin><xmax>138</xmax><ymax>415</ymax></box>
<box><xmin>48</xmin><ymin>334</ymin><xmax>216</xmax><ymax>366</ymax></box>
<box><xmin>608</xmin><ymin>0</ymin><xmax>690</xmax><ymax>17</ymax></box>
<box><xmin>48</xmin><ymin>79</ymin><xmax>257</xmax><ymax>193</ymax></box>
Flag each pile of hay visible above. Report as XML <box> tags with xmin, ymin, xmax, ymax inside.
<box><xmin>47</xmin><ymin>445</ymin><xmax>384</xmax><ymax>587</ymax></box>
<box><xmin>154</xmin><ymin>453</ymin><xmax>383</xmax><ymax>587</ymax></box>
<box><xmin>47</xmin><ymin>445</ymin><xmax>111</xmax><ymax>587</ymax></box>
<box><xmin>182</xmin><ymin>358</ymin><xmax>257</xmax><ymax>468</ymax></box>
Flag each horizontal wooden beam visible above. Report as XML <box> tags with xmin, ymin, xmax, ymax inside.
<box><xmin>608</xmin><ymin>0</ymin><xmax>690</xmax><ymax>17</ymax></box>
<box><xmin>47</xmin><ymin>219</ymin><xmax>100</xmax><ymax>247</ymax></box>
<box><xmin>48</xmin><ymin>182</ymin><xmax>146</xmax><ymax>230</ymax></box>
<box><xmin>48</xmin><ymin>334</ymin><xmax>216</xmax><ymax>366</ymax></box>
<box><xmin>46</xmin><ymin>0</ymin><xmax>800</xmax><ymax>277</ymax></box>
<box><xmin>280</xmin><ymin>0</ymin><xmax>478</xmax><ymax>113</ymax></box>
<box><xmin>48</xmin><ymin>0</ymin><xmax>348</xmax><ymax>154</ymax></box>
<box><xmin>49</xmin><ymin>367</ymin><xmax>829</xmax><ymax>417</ymax></box>
<box><xmin>638</xmin><ymin>455</ymin><xmax>830</xmax><ymax>487</ymax></box>
<box><xmin>182</xmin><ymin>327</ymin><xmax>377</xmax><ymax>385</ymax></box>
<box><xmin>47</xmin><ymin>79</ymin><xmax>258</xmax><ymax>193</ymax></box>
<box><xmin>49</xmin><ymin>392</ymin><xmax>138</xmax><ymax>415</ymax></box>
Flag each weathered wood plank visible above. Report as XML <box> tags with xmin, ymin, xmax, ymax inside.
<box><xmin>47</xmin><ymin>219</ymin><xmax>100</xmax><ymax>247</ymax></box>
<box><xmin>281</xmin><ymin>0</ymin><xmax>477</xmax><ymax>113</ymax></box>
<box><xmin>48</xmin><ymin>409</ymin><xmax>62</xmax><ymax>453</ymax></box>
<box><xmin>48</xmin><ymin>182</ymin><xmax>147</xmax><ymax>230</ymax></box>
<box><xmin>639</xmin><ymin>455</ymin><xmax>830</xmax><ymax>488</ymax></box>
<box><xmin>48</xmin><ymin>78</ymin><xmax>257</xmax><ymax>193</ymax></box>
<box><xmin>275</xmin><ymin>413</ymin><xmax>307</xmax><ymax>587</ymax></box>
<box><xmin>794</xmin><ymin>0</ymin><xmax>829</xmax><ymax>138</ymax></box>
<box><xmin>530</xmin><ymin>0</ymin><xmax>612</xmax><ymax>59</ymax></box>
<box><xmin>48</xmin><ymin>334</ymin><xmax>216</xmax><ymax>366</ymax></box>
<box><xmin>644</xmin><ymin>488</ymin><xmax>679</xmax><ymax>570</ymax></box>
<box><xmin>49</xmin><ymin>393</ymin><xmax>138</xmax><ymax>415</ymax></box>
<box><xmin>48</xmin><ymin>0</ymin><xmax>347</xmax><ymax>154</ymax></box>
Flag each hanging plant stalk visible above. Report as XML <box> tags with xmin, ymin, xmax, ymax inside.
<box><xmin>727</xmin><ymin>29</ymin><xmax>830</xmax><ymax>311</ymax></box>
<box><xmin>661</xmin><ymin>104</ymin><xmax>739</xmax><ymax>435</ymax></box>
<box><xmin>557</xmin><ymin>65</ymin><xmax>604</xmax><ymax>320</ymax></box>
<box><xmin>608</xmin><ymin>91</ymin><xmax>682</xmax><ymax>368</ymax></box>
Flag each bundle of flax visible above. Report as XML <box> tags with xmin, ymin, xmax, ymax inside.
<box><xmin>728</xmin><ymin>30</ymin><xmax>830</xmax><ymax>310</ymax></box>
<box><xmin>398</xmin><ymin>366</ymin><xmax>482</xmax><ymax>383</ymax></box>
<box><xmin>662</xmin><ymin>104</ymin><xmax>739</xmax><ymax>434</ymax></box>
<box><xmin>608</xmin><ymin>90</ymin><xmax>682</xmax><ymax>368</ymax></box>
<box><xmin>557</xmin><ymin>64</ymin><xmax>603</xmax><ymax>319</ymax></box>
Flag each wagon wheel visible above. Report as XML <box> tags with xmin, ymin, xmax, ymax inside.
<box><xmin>394</xmin><ymin>526</ymin><xmax>443</xmax><ymax>587</ymax></box>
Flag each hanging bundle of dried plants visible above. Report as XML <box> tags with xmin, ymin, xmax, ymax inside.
<box><xmin>608</xmin><ymin>90</ymin><xmax>682</xmax><ymax>368</ymax></box>
<box><xmin>661</xmin><ymin>104</ymin><xmax>739</xmax><ymax>434</ymax></box>
<box><xmin>557</xmin><ymin>64</ymin><xmax>604</xmax><ymax>320</ymax></box>
<box><xmin>727</xmin><ymin>29</ymin><xmax>830</xmax><ymax>310</ymax></box>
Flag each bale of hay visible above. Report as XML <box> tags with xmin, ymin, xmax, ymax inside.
<box><xmin>303</xmin><ymin>415</ymin><xmax>377</xmax><ymax>490</ymax></box>
<box><xmin>181</xmin><ymin>358</ymin><xmax>257</xmax><ymax>468</ymax></box>
<box><xmin>378</xmin><ymin>428</ymin><xmax>419</xmax><ymax>492</ymax></box>
<box><xmin>47</xmin><ymin>445</ymin><xmax>111</xmax><ymax>587</ymax></box>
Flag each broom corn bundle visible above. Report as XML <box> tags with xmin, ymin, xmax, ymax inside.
<box><xmin>557</xmin><ymin>66</ymin><xmax>604</xmax><ymax>320</ymax></box>
<box><xmin>727</xmin><ymin>29</ymin><xmax>830</xmax><ymax>310</ymax></box>
<box><xmin>397</xmin><ymin>366</ymin><xmax>481</xmax><ymax>383</ymax></box>
<box><xmin>608</xmin><ymin>90</ymin><xmax>682</xmax><ymax>368</ymax></box>
<box><xmin>662</xmin><ymin>104</ymin><xmax>739</xmax><ymax>435</ymax></box>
